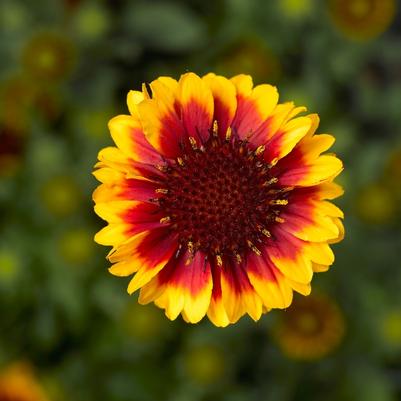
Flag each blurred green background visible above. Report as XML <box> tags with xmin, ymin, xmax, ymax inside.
<box><xmin>1</xmin><ymin>0</ymin><xmax>401</xmax><ymax>400</ymax></box>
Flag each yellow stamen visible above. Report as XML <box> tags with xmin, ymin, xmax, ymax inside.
<box><xmin>268</xmin><ymin>186</ymin><xmax>294</xmax><ymax>195</ymax></box>
<box><xmin>155</xmin><ymin>164</ymin><xmax>167</xmax><ymax>172</ymax></box>
<box><xmin>225</xmin><ymin>127</ymin><xmax>232</xmax><ymax>141</ymax></box>
<box><xmin>263</xmin><ymin>177</ymin><xmax>278</xmax><ymax>187</ymax></box>
<box><xmin>268</xmin><ymin>158</ymin><xmax>279</xmax><ymax>168</ymax></box>
<box><xmin>235</xmin><ymin>253</ymin><xmax>242</xmax><ymax>264</ymax></box>
<box><xmin>213</xmin><ymin>120</ymin><xmax>218</xmax><ymax>137</ymax></box>
<box><xmin>255</xmin><ymin>145</ymin><xmax>265</xmax><ymax>156</ymax></box>
<box><xmin>155</xmin><ymin>188</ymin><xmax>168</xmax><ymax>194</ymax></box>
<box><xmin>270</xmin><ymin>199</ymin><xmax>288</xmax><ymax>206</ymax></box>
<box><xmin>261</xmin><ymin>228</ymin><xmax>271</xmax><ymax>237</ymax></box>
<box><xmin>275</xmin><ymin>216</ymin><xmax>285</xmax><ymax>223</ymax></box>
<box><xmin>160</xmin><ymin>216</ymin><xmax>171</xmax><ymax>224</ymax></box>
<box><xmin>189</xmin><ymin>136</ymin><xmax>197</xmax><ymax>150</ymax></box>
<box><xmin>216</xmin><ymin>254</ymin><xmax>223</xmax><ymax>267</ymax></box>
<box><xmin>247</xmin><ymin>240</ymin><xmax>261</xmax><ymax>256</ymax></box>
<box><xmin>187</xmin><ymin>241</ymin><xmax>194</xmax><ymax>254</ymax></box>
<box><xmin>177</xmin><ymin>157</ymin><xmax>184</xmax><ymax>166</ymax></box>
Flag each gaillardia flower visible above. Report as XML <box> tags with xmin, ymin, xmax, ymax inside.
<box><xmin>93</xmin><ymin>73</ymin><xmax>344</xmax><ymax>327</ymax></box>
<box><xmin>328</xmin><ymin>0</ymin><xmax>396</xmax><ymax>40</ymax></box>
<box><xmin>273</xmin><ymin>293</ymin><xmax>345</xmax><ymax>360</ymax></box>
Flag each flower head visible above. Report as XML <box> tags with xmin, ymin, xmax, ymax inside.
<box><xmin>273</xmin><ymin>293</ymin><xmax>345</xmax><ymax>360</ymax></box>
<box><xmin>22</xmin><ymin>31</ymin><xmax>75</xmax><ymax>82</ymax></box>
<box><xmin>93</xmin><ymin>72</ymin><xmax>344</xmax><ymax>327</ymax></box>
<box><xmin>328</xmin><ymin>0</ymin><xmax>396</xmax><ymax>40</ymax></box>
<box><xmin>0</xmin><ymin>362</ymin><xmax>48</xmax><ymax>401</ymax></box>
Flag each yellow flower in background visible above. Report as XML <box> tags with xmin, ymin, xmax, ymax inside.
<box><xmin>279</xmin><ymin>0</ymin><xmax>313</xmax><ymax>19</ymax></box>
<box><xmin>71</xmin><ymin>2</ymin><xmax>110</xmax><ymax>42</ymax></box>
<box><xmin>355</xmin><ymin>182</ymin><xmax>399</xmax><ymax>225</ymax></box>
<box><xmin>381</xmin><ymin>310</ymin><xmax>401</xmax><ymax>348</ymax></box>
<box><xmin>0</xmin><ymin>362</ymin><xmax>48</xmax><ymax>401</ymax></box>
<box><xmin>0</xmin><ymin>248</ymin><xmax>21</xmax><ymax>283</ymax></box>
<box><xmin>93</xmin><ymin>72</ymin><xmax>344</xmax><ymax>327</ymax></box>
<box><xmin>22</xmin><ymin>32</ymin><xmax>75</xmax><ymax>82</ymax></box>
<box><xmin>273</xmin><ymin>293</ymin><xmax>345</xmax><ymax>360</ymax></box>
<box><xmin>40</xmin><ymin>175</ymin><xmax>82</xmax><ymax>217</ymax></box>
<box><xmin>216</xmin><ymin>39</ymin><xmax>280</xmax><ymax>84</ymax></box>
<box><xmin>0</xmin><ymin>74</ymin><xmax>62</xmax><ymax>131</ymax></box>
<box><xmin>58</xmin><ymin>227</ymin><xmax>95</xmax><ymax>265</ymax></box>
<box><xmin>183</xmin><ymin>344</ymin><xmax>226</xmax><ymax>385</ymax></box>
<box><xmin>328</xmin><ymin>0</ymin><xmax>396</xmax><ymax>40</ymax></box>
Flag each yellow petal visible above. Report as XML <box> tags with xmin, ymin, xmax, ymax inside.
<box><xmin>230</xmin><ymin>74</ymin><xmax>253</xmax><ymax>96</ymax></box>
<box><xmin>94</xmin><ymin>223</ymin><xmax>130</xmax><ymax>246</ymax></box>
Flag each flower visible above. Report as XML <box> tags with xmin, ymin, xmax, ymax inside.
<box><xmin>355</xmin><ymin>182</ymin><xmax>399</xmax><ymax>225</ymax></box>
<box><xmin>183</xmin><ymin>344</ymin><xmax>226</xmax><ymax>385</ymax></box>
<box><xmin>216</xmin><ymin>38</ymin><xmax>280</xmax><ymax>84</ymax></box>
<box><xmin>57</xmin><ymin>227</ymin><xmax>95</xmax><ymax>265</ymax></box>
<box><xmin>328</xmin><ymin>0</ymin><xmax>396</xmax><ymax>40</ymax></box>
<box><xmin>93</xmin><ymin>72</ymin><xmax>344</xmax><ymax>327</ymax></box>
<box><xmin>273</xmin><ymin>293</ymin><xmax>345</xmax><ymax>360</ymax></box>
<box><xmin>0</xmin><ymin>362</ymin><xmax>48</xmax><ymax>401</ymax></box>
<box><xmin>279</xmin><ymin>0</ymin><xmax>313</xmax><ymax>19</ymax></box>
<box><xmin>0</xmin><ymin>247</ymin><xmax>21</xmax><ymax>284</ymax></box>
<box><xmin>40</xmin><ymin>175</ymin><xmax>82</xmax><ymax>216</ymax></box>
<box><xmin>22</xmin><ymin>31</ymin><xmax>75</xmax><ymax>82</ymax></box>
<box><xmin>381</xmin><ymin>310</ymin><xmax>401</xmax><ymax>348</ymax></box>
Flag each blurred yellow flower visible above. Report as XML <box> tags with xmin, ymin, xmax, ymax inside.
<box><xmin>273</xmin><ymin>293</ymin><xmax>345</xmax><ymax>360</ymax></box>
<box><xmin>0</xmin><ymin>362</ymin><xmax>48</xmax><ymax>401</ymax></box>
<box><xmin>328</xmin><ymin>0</ymin><xmax>396</xmax><ymax>40</ymax></box>
<box><xmin>183</xmin><ymin>344</ymin><xmax>226</xmax><ymax>385</ymax></box>
<box><xmin>381</xmin><ymin>310</ymin><xmax>401</xmax><ymax>347</ymax></box>
<box><xmin>0</xmin><ymin>248</ymin><xmax>21</xmax><ymax>283</ymax></box>
<box><xmin>217</xmin><ymin>39</ymin><xmax>280</xmax><ymax>83</ymax></box>
<box><xmin>40</xmin><ymin>175</ymin><xmax>82</xmax><ymax>216</ymax></box>
<box><xmin>22</xmin><ymin>32</ymin><xmax>75</xmax><ymax>82</ymax></box>
<box><xmin>58</xmin><ymin>227</ymin><xmax>95</xmax><ymax>265</ymax></box>
<box><xmin>279</xmin><ymin>0</ymin><xmax>313</xmax><ymax>18</ymax></box>
<box><xmin>72</xmin><ymin>3</ymin><xmax>110</xmax><ymax>42</ymax></box>
<box><xmin>355</xmin><ymin>182</ymin><xmax>399</xmax><ymax>225</ymax></box>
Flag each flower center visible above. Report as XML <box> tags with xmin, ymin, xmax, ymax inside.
<box><xmin>158</xmin><ymin>132</ymin><xmax>291</xmax><ymax>262</ymax></box>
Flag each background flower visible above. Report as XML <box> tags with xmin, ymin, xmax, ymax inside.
<box><xmin>0</xmin><ymin>362</ymin><xmax>49</xmax><ymax>401</ymax></box>
<box><xmin>1</xmin><ymin>0</ymin><xmax>400</xmax><ymax>400</ymax></box>
<box><xmin>273</xmin><ymin>292</ymin><xmax>345</xmax><ymax>360</ymax></box>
